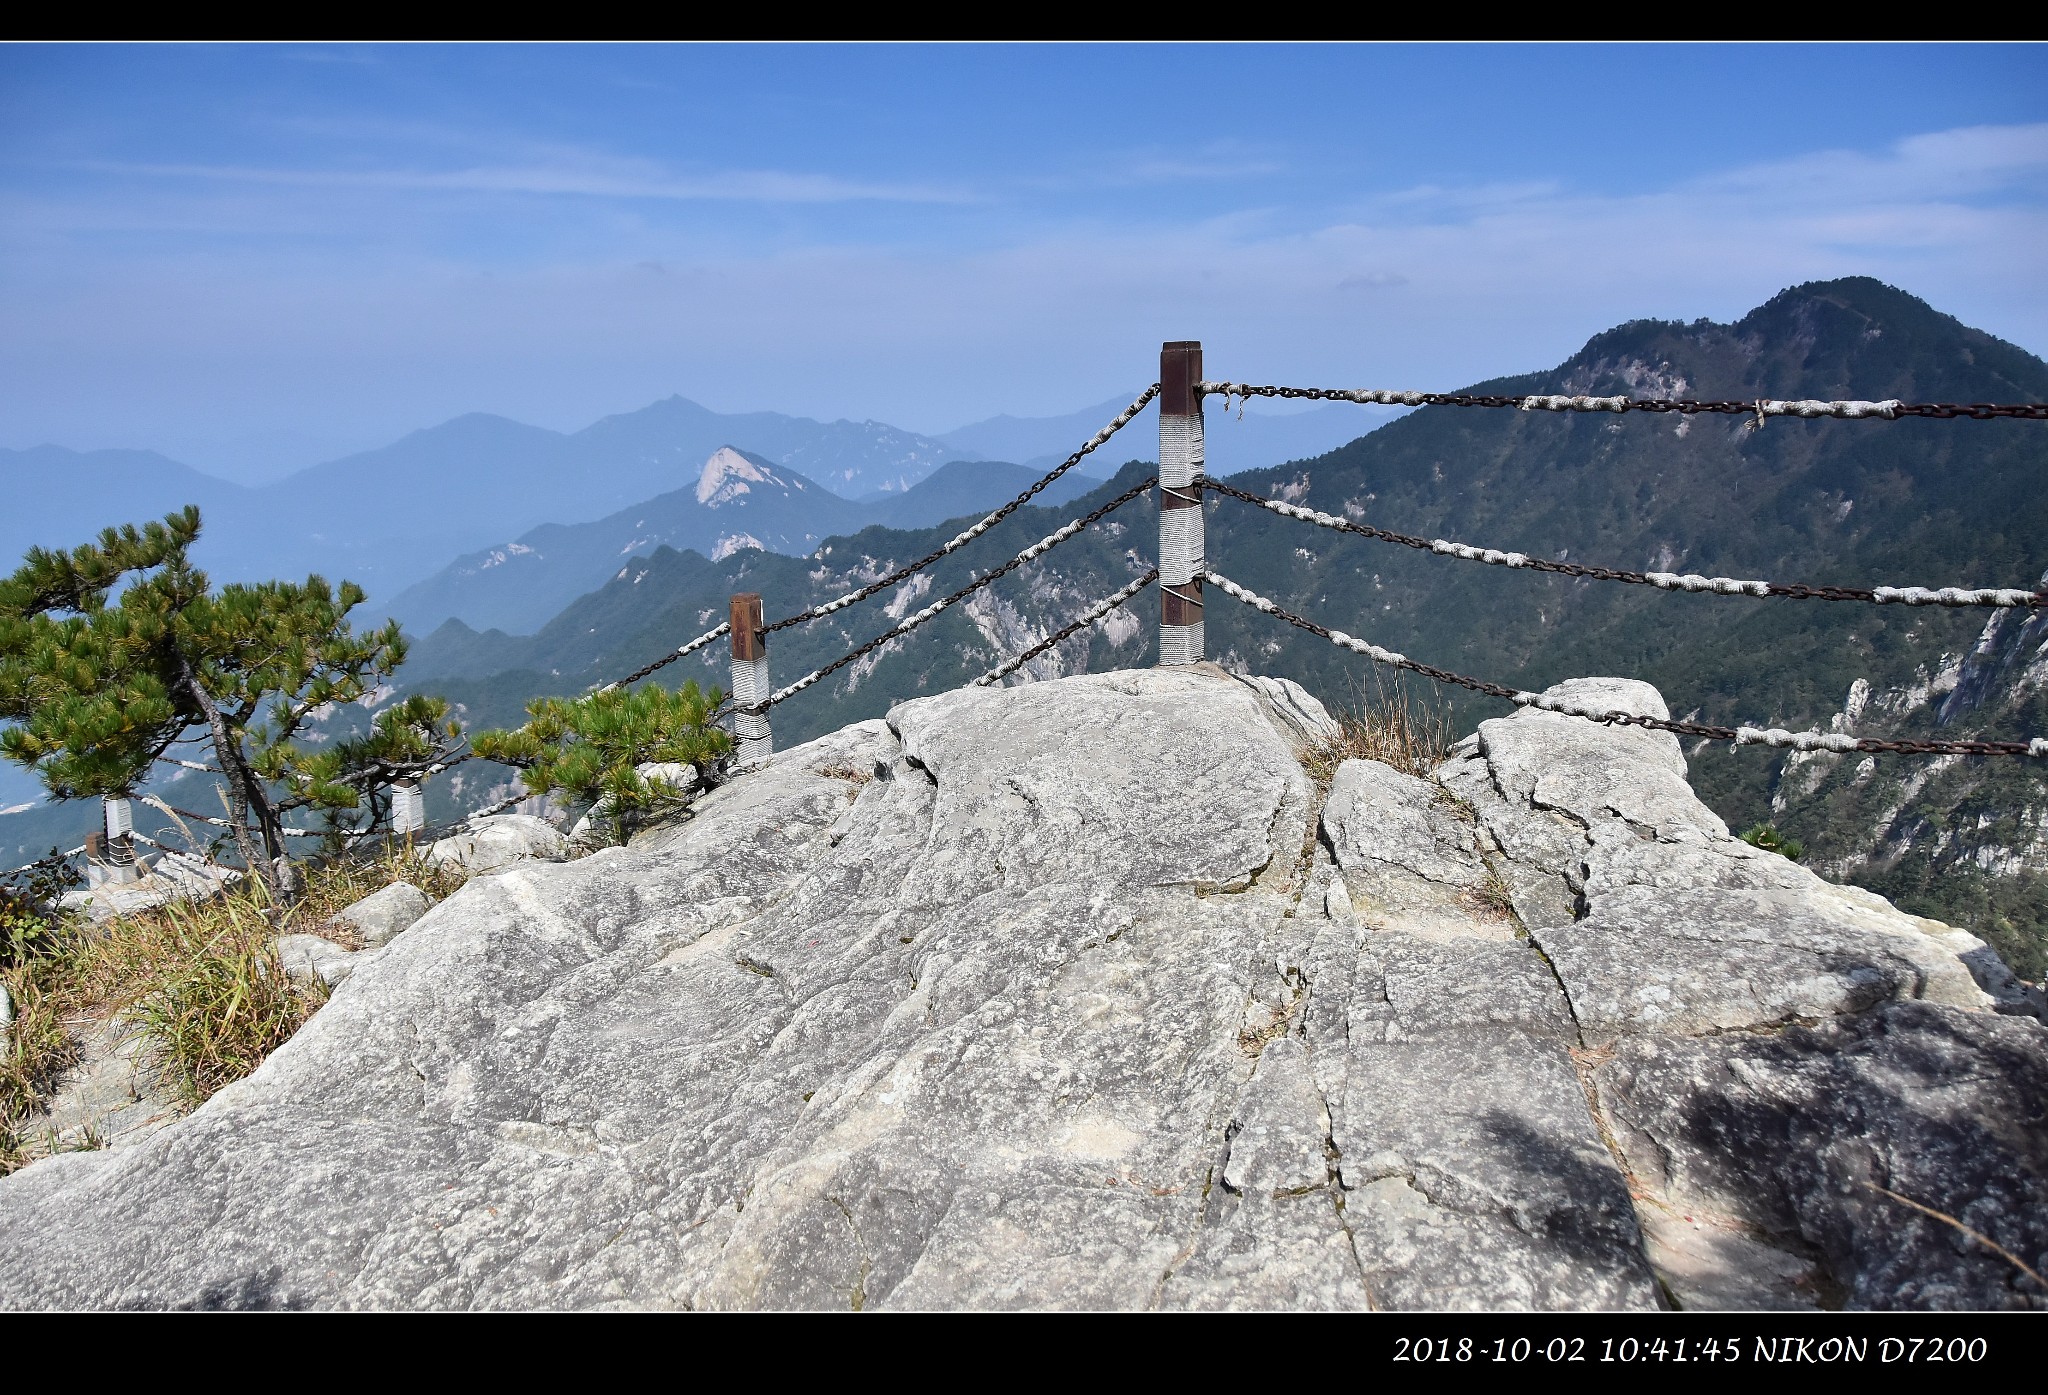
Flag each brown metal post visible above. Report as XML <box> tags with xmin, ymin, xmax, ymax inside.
<box><xmin>1158</xmin><ymin>340</ymin><xmax>1205</xmax><ymax>664</ymax></box>
<box><xmin>729</xmin><ymin>593</ymin><xmax>772</xmax><ymax>761</ymax></box>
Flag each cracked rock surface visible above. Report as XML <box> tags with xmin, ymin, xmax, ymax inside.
<box><xmin>0</xmin><ymin>669</ymin><xmax>2041</xmax><ymax>1311</ymax></box>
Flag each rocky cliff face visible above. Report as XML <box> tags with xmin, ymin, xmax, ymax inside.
<box><xmin>0</xmin><ymin>669</ymin><xmax>2040</xmax><ymax>1310</ymax></box>
<box><xmin>1761</xmin><ymin>579</ymin><xmax>2048</xmax><ymax>980</ymax></box>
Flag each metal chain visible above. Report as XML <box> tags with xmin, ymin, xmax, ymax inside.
<box><xmin>1200</xmin><ymin>381</ymin><xmax>2048</xmax><ymax>421</ymax></box>
<box><xmin>601</xmin><ymin>620</ymin><xmax>732</xmax><ymax>693</ymax></box>
<box><xmin>763</xmin><ymin>386</ymin><xmax>1160</xmax><ymax>636</ymax></box>
<box><xmin>973</xmin><ymin>570</ymin><xmax>1158</xmax><ymax>688</ymax></box>
<box><xmin>1205</xmin><ymin>479</ymin><xmax>2047</xmax><ymax>609</ymax></box>
<box><xmin>1202</xmin><ymin>568</ymin><xmax>2048</xmax><ymax>760</ymax></box>
<box><xmin>593</xmin><ymin>386</ymin><xmax>1161</xmax><ymax>692</ymax></box>
<box><xmin>753</xmin><ymin>477</ymin><xmax>1157</xmax><ymax>712</ymax></box>
<box><xmin>0</xmin><ymin>844</ymin><xmax>88</xmax><ymax>879</ymax></box>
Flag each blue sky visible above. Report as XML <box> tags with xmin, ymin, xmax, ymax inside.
<box><xmin>4</xmin><ymin>43</ymin><xmax>2046</xmax><ymax>479</ymax></box>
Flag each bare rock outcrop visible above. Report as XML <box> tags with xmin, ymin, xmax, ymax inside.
<box><xmin>0</xmin><ymin>668</ymin><xmax>2039</xmax><ymax>1311</ymax></box>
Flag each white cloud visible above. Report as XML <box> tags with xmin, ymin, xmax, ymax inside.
<box><xmin>3</xmin><ymin>122</ymin><xmax>2044</xmax><ymax>461</ymax></box>
<box><xmin>67</xmin><ymin>156</ymin><xmax>975</xmax><ymax>206</ymax></box>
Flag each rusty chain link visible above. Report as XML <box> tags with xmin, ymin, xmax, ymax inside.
<box><xmin>748</xmin><ymin>477</ymin><xmax>1157</xmax><ymax>713</ymax></box>
<box><xmin>1204</xmin><ymin>569</ymin><xmax>2045</xmax><ymax>759</ymax></box>
<box><xmin>1200</xmin><ymin>381</ymin><xmax>2048</xmax><ymax>420</ymax></box>
<box><xmin>1204</xmin><ymin>479</ymin><xmax>2046</xmax><ymax>608</ymax></box>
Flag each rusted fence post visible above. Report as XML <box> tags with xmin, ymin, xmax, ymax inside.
<box><xmin>1158</xmin><ymin>340</ymin><xmax>1205</xmax><ymax>665</ymax></box>
<box><xmin>101</xmin><ymin>795</ymin><xmax>140</xmax><ymax>883</ymax></box>
<box><xmin>729</xmin><ymin>592</ymin><xmax>773</xmax><ymax>762</ymax></box>
<box><xmin>390</xmin><ymin>780</ymin><xmax>425</xmax><ymax>837</ymax></box>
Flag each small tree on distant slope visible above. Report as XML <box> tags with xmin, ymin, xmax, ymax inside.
<box><xmin>0</xmin><ymin>508</ymin><xmax>463</xmax><ymax>902</ymax></box>
<box><xmin>473</xmin><ymin>682</ymin><xmax>729</xmax><ymax>845</ymax></box>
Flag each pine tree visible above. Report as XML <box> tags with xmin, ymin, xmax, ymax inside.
<box><xmin>0</xmin><ymin>508</ymin><xmax>462</xmax><ymax>902</ymax></box>
<box><xmin>473</xmin><ymin>681</ymin><xmax>729</xmax><ymax>845</ymax></box>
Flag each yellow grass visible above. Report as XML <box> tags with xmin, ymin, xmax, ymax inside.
<box><xmin>2</xmin><ymin>840</ymin><xmax>470</xmax><ymax>1172</ymax></box>
<box><xmin>1301</xmin><ymin>672</ymin><xmax>1456</xmax><ymax>788</ymax></box>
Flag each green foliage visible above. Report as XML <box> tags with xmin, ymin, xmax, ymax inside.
<box><xmin>474</xmin><ymin>681</ymin><xmax>730</xmax><ymax>844</ymax></box>
<box><xmin>0</xmin><ymin>510</ymin><xmax>201</xmax><ymax>800</ymax></box>
<box><xmin>0</xmin><ymin>508</ymin><xmax>460</xmax><ymax>899</ymax></box>
<box><xmin>257</xmin><ymin>693</ymin><xmax>463</xmax><ymax>828</ymax></box>
<box><xmin>0</xmin><ymin>853</ymin><xmax>83</xmax><ymax>970</ymax></box>
<box><xmin>1739</xmin><ymin>823</ymin><xmax>1806</xmax><ymax>861</ymax></box>
<box><xmin>1857</xmin><ymin>861</ymin><xmax>2048</xmax><ymax>983</ymax></box>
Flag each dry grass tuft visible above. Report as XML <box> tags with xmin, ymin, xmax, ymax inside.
<box><xmin>1465</xmin><ymin>863</ymin><xmax>1518</xmax><ymax>923</ymax></box>
<box><xmin>121</xmin><ymin>890</ymin><xmax>327</xmax><ymax>1108</ymax></box>
<box><xmin>0</xmin><ymin>966</ymin><xmax>77</xmax><ymax>1169</ymax></box>
<box><xmin>1302</xmin><ymin>672</ymin><xmax>1456</xmax><ymax>789</ymax></box>
<box><xmin>2</xmin><ymin>841</ymin><xmax>473</xmax><ymax>1171</ymax></box>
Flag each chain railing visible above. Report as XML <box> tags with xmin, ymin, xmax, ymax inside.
<box><xmin>20</xmin><ymin>344</ymin><xmax>2048</xmax><ymax>891</ymax></box>
<box><xmin>1177</xmin><ymin>347</ymin><xmax>2046</xmax><ymax>760</ymax></box>
<box><xmin>1201</xmin><ymin>381</ymin><xmax>2048</xmax><ymax>422</ymax></box>
<box><xmin>1203</xmin><ymin>479</ymin><xmax>2047</xmax><ymax>609</ymax></box>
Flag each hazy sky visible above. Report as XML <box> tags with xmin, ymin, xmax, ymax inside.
<box><xmin>4</xmin><ymin>43</ymin><xmax>2045</xmax><ymax>480</ymax></box>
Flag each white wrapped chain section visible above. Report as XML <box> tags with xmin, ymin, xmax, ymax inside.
<box><xmin>1203</xmin><ymin>568</ymin><xmax>2048</xmax><ymax>760</ymax></box>
<box><xmin>1237</xmin><ymin>492</ymin><xmax>2042</xmax><ymax>608</ymax></box>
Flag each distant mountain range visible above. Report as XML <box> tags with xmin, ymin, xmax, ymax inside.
<box><xmin>6</xmin><ymin>388</ymin><xmax>1377</xmax><ymax>625</ymax></box>
<box><xmin>3</xmin><ymin>399</ymin><xmax>970</xmax><ymax>605</ymax></box>
<box><xmin>3</xmin><ymin>382</ymin><xmax>1381</xmax><ymax>825</ymax></box>
<box><xmin>384</xmin><ymin>451</ymin><xmax>1098</xmax><ymax>636</ymax></box>
<box><xmin>20</xmin><ymin>277</ymin><xmax>2043</xmax><ymax>985</ymax></box>
<box><xmin>383</xmin><ymin>277</ymin><xmax>2048</xmax><ymax>976</ymax></box>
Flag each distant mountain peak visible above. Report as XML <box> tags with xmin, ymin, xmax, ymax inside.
<box><xmin>710</xmin><ymin>532</ymin><xmax>767</xmax><ymax>561</ymax></box>
<box><xmin>696</xmin><ymin>446</ymin><xmax>794</xmax><ymax>507</ymax></box>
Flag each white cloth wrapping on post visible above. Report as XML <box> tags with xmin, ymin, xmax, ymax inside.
<box><xmin>731</xmin><ymin>654</ymin><xmax>773</xmax><ymax>762</ymax></box>
<box><xmin>390</xmin><ymin>781</ymin><xmax>426</xmax><ymax>835</ymax></box>
<box><xmin>1158</xmin><ymin>506</ymin><xmax>1204</xmax><ymax>588</ymax></box>
<box><xmin>1158</xmin><ymin>392</ymin><xmax>1206</xmax><ymax>667</ymax></box>
<box><xmin>1158</xmin><ymin>411</ymin><xmax>1204</xmax><ymax>490</ymax></box>
<box><xmin>1158</xmin><ymin>621</ymin><xmax>1205</xmax><ymax>667</ymax></box>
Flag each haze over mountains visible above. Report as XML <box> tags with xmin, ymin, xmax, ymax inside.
<box><xmin>4</xmin><ymin>389</ymin><xmax>1369</xmax><ymax>626</ymax></box>
<box><xmin>385</xmin><ymin>450</ymin><xmax>1099</xmax><ymax>636</ymax></box>
<box><xmin>3</xmin><ymin>399</ymin><xmax>964</xmax><ymax>605</ymax></box>
<box><xmin>381</xmin><ymin>278</ymin><xmax>2048</xmax><ymax>974</ymax></box>
<box><xmin>10</xmin><ymin>279</ymin><xmax>2044</xmax><ymax>980</ymax></box>
<box><xmin>0</xmin><ymin>378</ymin><xmax>1371</xmax><ymax>814</ymax></box>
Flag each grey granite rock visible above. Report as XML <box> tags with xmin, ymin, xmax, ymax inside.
<box><xmin>1232</xmin><ymin>673</ymin><xmax>1341</xmax><ymax>750</ymax></box>
<box><xmin>1335</xmin><ymin>1029</ymin><xmax>1659</xmax><ymax>1312</ymax></box>
<box><xmin>0</xmin><ymin>672</ymin><xmax>1313</xmax><ymax>1310</ymax></box>
<box><xmin>0</xmin><ymin>669</ymin><xmax>2037</xmax><ymax>1312</ymax></box>
<box><xmin>1596</xmin><ymin>1003</ymin><xmax>2048</xmax><ymax>1310</ymax></box>
<box><xmin>330</xmin><ymin>882</ymin><xmax>430</xmax><ymax>948</ymax></box>
<box><xmin>1308</xmin><ymin>924</ymin><xmax>1659</xmax><ymax>1311</ymax></box>
<box><xmin>425</xmin><ymin>814</ymin><xmax>568</xmax><ymax>874</ymax></box>
<box><xmin>1323</xmin><ymin>760</ymin><xmax>1507</xmax><ymax>941</ymax></box>
<box><xmin>274</xmin><ymin>934</ymin><xmax>376</xmax><ymax>988</ymax></box>
<box><xmin>1536</xmin><ymin>885</ymin><xmax>1987</xmax><ymax>1043</ymax></box>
